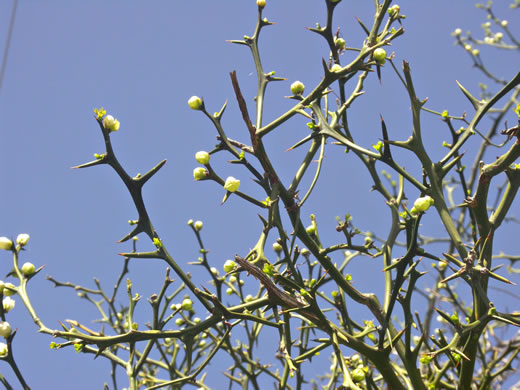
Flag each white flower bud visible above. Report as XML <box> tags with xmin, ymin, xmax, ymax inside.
<box><xmin>331</xmin><ymin>64</ymin><xmax>342</xmax><ymax>72</ymax></box>
<box><xmin>2</xmin><ymin>297</ymin><xmax>15</xmax><ymax>313</ymax></box>
<box><xmin>223</xmin><ymin>260</ymin><xmax>236</xmax><ymax>273</ymax></box>
<box><xmin>0</xmin><ymin>238</ymin><xmax>13</xmax><ymax>251</ymax></box>
<box><xmin>21</xmin><ymin>262</ymin><xmax>35</xmax><ymax>276</ymax></box>
<box><xmin>413</xmin><ymin>196</ymin><xmax>435</xmax><ymax>213</ymax></box>
<box><xmin>194</xmin><ymin>221</ymin><xmax>203</xmax><ymax>232</ymax></box>
<box><xmin>290</xmin><ymin>81</ymin><xmax>305</xmax><ymax>95</ymax></box>
<box><xmin>0</xmin><ymin>322</ymin><xmax>11</xmax><ymax>338</ymax></box>
<box><xmin>3</xmin><ymin>283</ymin><xmax>15</xmax><ymax>297</ymax></box>
<box><xmin>193</xmin><ymin>167</ymin><xmax>208</xmax><ymax>181</ymax></box>
<box><xmin>195</xmin><ymin>151</ymin><xmax>210</xmax><ymax>165</ymax></box>
<box><xmin>223</xmin><ymin>177</ymin><xmax>240</xmax><ymax>192</ymax></box>
<box><xmin>188</xmin><ymin>96</ymin><xmax>203</xmax><ymax>110</ymax></box>
<box><xmin>16</xmin><ymin>234</ymin><xmax>30</xmax><ymax>247</ymax></box>
<box><xmin>0</xmin><ymin>343</ymin><xmax>7</xmax><ymax>357</ymax></box>
<box><xmin>103</xmin><ymin>115</ymin><xmax>120</xmax><ymax>132</ymax></box>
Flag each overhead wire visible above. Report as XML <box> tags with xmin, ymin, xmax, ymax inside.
<box><xmin>0</xmin><ymin>0</ymin><xmax>18</xmax><ymax>95</ymax></box>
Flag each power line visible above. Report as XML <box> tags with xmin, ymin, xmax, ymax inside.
<box><xmin>0</xmin><ymin>0</ymin><xmax>18</xmax><ymax>95</ymax></box>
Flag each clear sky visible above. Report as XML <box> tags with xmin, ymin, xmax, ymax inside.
<box><xmin>0</xmin><ymin>1</ymin><xmax>518</xmax><ymax>388</ymax></box>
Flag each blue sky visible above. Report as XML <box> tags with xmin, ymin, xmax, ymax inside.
<box><xmin>0</xmin><ymin>1</ymin><xmax>518</xmax><ymax>388</ymax></box>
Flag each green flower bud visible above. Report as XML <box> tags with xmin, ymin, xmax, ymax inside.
<box><xmin>351</xmin><ymin>367</ymin><xmax>365</xmax><ymax>382</ymax></box>
<box><xmin>290</xmin><ymin>80</ymin><xmax>305</xmax><ymax>95</ymax></box>
<box><xmin>226</xmin><ymin>288</ymin><xmax>233</xmax><ymax>295</ymax></box>
<box><xmin>454</xmin><ymin>28</ymin><xmax>462</xmax><ymax>36</ymax></box>
<box><xmin>263</xmin><ymin>263</ymin><xmax>275</xmax><ymax>277</ymax></box>
<box><xmin>194</xmin><ymin>221</ymin><xmax>203</xmax><ymax>231</ymax></box>
<box><xmin>0</xmin><ymin>238</ymin><xmax>13</xmax><ymax>251</ymax></box>
<box><xmin>103</xmin><ymin>115</ymin><xmax>120</xmax><ymax>132</ymax></box>
<box><xmin>195</xmin><ymin>151</ymin><xmax>210</xmax><ymax>165</ymax></box>
<box><xmin>306</xmin><ymin>225</ymin><xmax>316</xmax><ymax>235</ymax></box>
<box><xmin>257</xmin><ymin>0</ymin><xmax>266</xmax><ymax>8</ymax></box>
<box><xmin>194</xmin><ymin>317</ymin><xmax>201</xmax><ymax>324</ymax></box>
<box><xmin>451</xmin><ymin>352</ymin><xmax>461</xmax><ymax>362</ymax></box>
<box><xmin>272</xmin><ymin>242</ymin><xmax>283</xmax><ymax>253</ymax></box>
<box><xmin>21</xmin><ymin>262</ymin><xmax>35</xmax><ymax>276</ymax></box>
<box><xmin>334</xmin><ymin>37</ymin><xmax>346</xmax><ymax>50</ymax></box>
<box><xmin>188</xmin><ymin>96</ymin><xmax>203</xmax><ymax>110</ymax></box>
<box><xmin>182</xmin><ymin>298</ymin><xmax>193</xmax><ymax>311</ymax></box>
<box><xmin>175</xmin><ymin>318</ymin><xmax>184</xmax><ymax>326</ymax></box>
<box><xmin>413</xmin><ymin>196</ymin><xmax>434</xmax><ymax>213</ymax></box>
<box><xmin>245</xmin><ymin>294</ymin><xmax>254</xmax><ymax>302</ymax></box>
<box><xmin>373</xmin><ymin>48</ymin><xmax>387</xmax><ymax>65</ymax></box>
<box><xmin>229</xmin><ymin>275</ymin><xmax>237</xmax><ymax>283</ymax></box>
<box><xmin>224</xmin><ymin>176</ymin><xmax>241</xmax><ymax>192</ymax></box>
<box><xmin>223</xmin><ymin>259</ymin><xmax>236</xmax><ymax>273</ymax></box>
<box><xmin>193</xmin><ymin>167</ymin><xmax>208</xmax><ymax>181</ymax></box>
<box><xmin>420</xmin><ymin>354</ymin><xmax>433</xmax><ymax>364</ymax></box>
<box><xmin>16</xmin><ymin>234</ymin><xmax>30</xmax><ymax>247</ymax></box>
<box><xmin>388</xmin><ymin>4</ymin><xmax>400</xmax><ymax>16</ymax></box>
